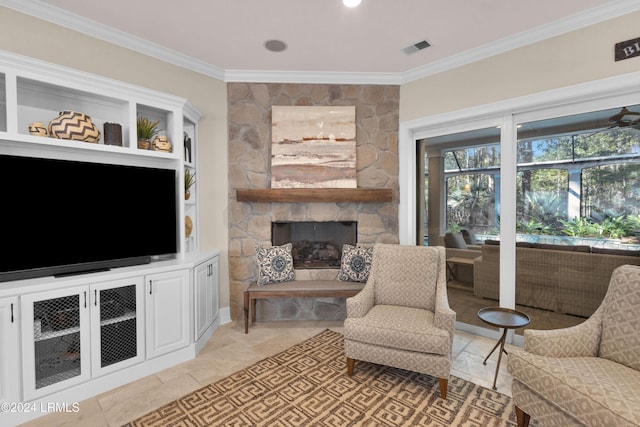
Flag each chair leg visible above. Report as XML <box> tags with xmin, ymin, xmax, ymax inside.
<box><xmin>515</xmin><ymin>406</ymin><xmax>531</xmax><ymax>427</ymax></box>
<box><xmin>243</xmin><ymin>292</ymin><xmax>249</xmax><ymax>334</ymax></box>
<box><xmin>346</xmin><ymin>357</ymin><xmax>355</xmax><ymax>376</ymax></box>
<box><xmin>438</xmin><ymin>378</ymin><xmax>448</xmax><ymax>399</ymax></box>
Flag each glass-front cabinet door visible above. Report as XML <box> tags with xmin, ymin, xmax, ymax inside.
<box><xmin>22</xmin><ymin>286</ymin><xmax>90</xmax><ymax>401</ymax></box>
<box><xmin>90</xmin><ymin>277</ymin><xmax>144</xmax><ymax>377</ymax></box>
<box><xmin>21</xmin><ymin>277</ymin><xmax>145</xmax><ymax>400</ymax></box>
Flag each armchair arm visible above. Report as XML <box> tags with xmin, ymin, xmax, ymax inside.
<box><xmin>346</xmin><ymin>280</ymin><xmax>374</xmax><ymax>318</ymax></box>
<box><xmin>524</xmin><ymin>317</ymin><xmax>602</xmax><ymax>358</ymax></box>
<box><xmin>434</xmin><ymin>287</ymin><xmax>456</xmax><ymax>335</ymax></box>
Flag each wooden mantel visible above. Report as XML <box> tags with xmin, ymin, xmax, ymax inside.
<box><xmin>236</xmin><ymin>188</ymin><xmax>393</xmax><ymax>203</ymax></box>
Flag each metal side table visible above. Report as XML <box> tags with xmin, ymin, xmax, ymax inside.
<box><xmin>477</xmin><ymin>307</ymin><xmax>531</xmax><ymax>390</ymax></box>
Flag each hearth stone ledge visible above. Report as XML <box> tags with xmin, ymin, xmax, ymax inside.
<box><xmin>255</xmin><ymin>268</ymin><xmax>354</xmax><ymax>322</ymax></box>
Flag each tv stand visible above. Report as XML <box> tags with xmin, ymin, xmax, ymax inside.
<box><xmin>0</xmin><ymin>251</ymin><xmax>220</xmax><ymax>426</ymax></box>
<box><xmin>55</xmin><ymin>267</ymin><xmax>110</xmax><ymax>278</ymax></box>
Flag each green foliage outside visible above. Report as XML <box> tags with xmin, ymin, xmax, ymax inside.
<box><xmin>444</xmin><ymin>126</ymin><xmax>640</xmax><ymax>244</ymax></box>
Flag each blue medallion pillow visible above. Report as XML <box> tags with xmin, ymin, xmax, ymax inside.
<box><xmin>255</xmin><ymin>243</ymin><xmax>296</xmax><ymax>285</ymax></box>
<box><xmin>338</xmin><ymin>244</ymin><xmax>373</xmax><ymax>282</ymax></box>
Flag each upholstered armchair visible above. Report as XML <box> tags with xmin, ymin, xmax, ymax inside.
<box><xmin>508</xmin><ymin>264</ymin><xmax>640</xmax><ymax>427</ymax></box>
<box><xmin>343</xmin><ymin>244</ymin><xmax>456</xmax><ymax>399</ymax></box>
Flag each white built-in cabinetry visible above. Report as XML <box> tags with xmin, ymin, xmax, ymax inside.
<box><xmin>195</xmin><ymin>257</ymin><xmax>219</xmax><ymax>341</ymax></box>
<box><xmin>145</xmin><ymin>269</ymin><xmax>190</xmax><ymax>358</ymax></box>
<box><xmin>21</xmin><ymin>277</ymin><xmax>146</xmax><ymax>401</ymax></box>
<box><xmin>0</xmin><ymin>297</ymin><xmax>20</xmax><ymax>404</ymax></box>
<box><xmin>0</xmin><ymin>51</ymin><xmax>221</xmax><ymax>426</ymax></box>
<box><xmin>0</xmin><ymin>51</ymin><xmax>201</xmax><ymax>255</ymax></box>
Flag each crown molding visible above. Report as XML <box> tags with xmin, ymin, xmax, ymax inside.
<box><xmin>400</xmin><ymin>0</ymin><xmax>640</xmax><ymax>84</ymax></box>
<box><xmin>223</xmin><ymin>69</ymin><xmax>402</xmax><ymax>85</ymax></box>
<box><xmin>0</xmin><ymin>0</ymin><xmax>226</xmax><ymax>80</ymax></box>
<box><xmin>3</xmin><ymin>0</ymin><xmax>639</xmax><ymax>85</ymax></box>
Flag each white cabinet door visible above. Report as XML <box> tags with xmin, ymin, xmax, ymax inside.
<box><xmin>194</xmin><ymin>255</ymin><xmax>219</xmax><ymax>341</ymax></box>
<box><xmin>209</xmin><ymin>257</ymin><xmax>219</xmax><ymax>326</ymax></box>
<box><xmin>90</xmin><ymin>277</ymin><xmax>145</xmax><ymax>377</ymax></box>
<box><xmin>21</xmin><ymin>287</ymin><xmax>91</xmax><ymax>401</ymax></box>
<box><xmin>0</xmin><ymin>297</ymin><xmax>20</xmax><ymax>403</ymax></box>
<box><xmin>194</xmin><ymin>261</ymin><xmax>209</xmax><ymax>341</ymax></box>
<box><xmin>145</xmin><ymin>269</ymin><xmax>190</xmax><ymax>358</ymax></box>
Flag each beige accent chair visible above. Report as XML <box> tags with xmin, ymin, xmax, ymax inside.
<box><xmin>508</xmin><ymin>264</ymin><xmax>640</xmax><ymax>427</ymax></box>
<box><xmin>343</xmin><ymin>244</ymin><xmax>456</xmax><ymax>399</ymax></box>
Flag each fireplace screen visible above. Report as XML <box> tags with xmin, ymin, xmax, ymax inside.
<box><xmin>272</xmin><ymin>221</ymin><xmax>357</xmax><ymax>268</ymax></box>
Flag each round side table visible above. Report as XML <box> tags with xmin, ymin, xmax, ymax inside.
<box><xmin>477</xmin><ymin>307</ymin><xmax>531</xmax><ymax>390</ymax></box>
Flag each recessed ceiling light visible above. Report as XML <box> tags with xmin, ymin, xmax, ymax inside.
<box><xmin>343</xmin><ymin>0</ymin><xmax>361</xmax><ymax>7</ymax></box>
<box><xmin>264</xmin><ymin>39</ymin><xmax>287</xmax><ymax>52</ymax></box>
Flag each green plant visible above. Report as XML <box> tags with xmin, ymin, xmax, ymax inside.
<box><xmin>184</xmin><ymin>168</ymin><xmax>196</xmax><ymax>192</ymax></box>
<box><xmin>600</xmin><ymin>215</ymin><xmax>629</xmax><ymax>239</ymax></box>
<box><xmin>136</xmin><ymin>117</ymin><xmax>160</xmax><ymax>141</ymax></box>
<box><xmin>447</xmin><ymin>222</ymin><xmax>462</xmax><ymax>233</ymax></box>
<box><xmin>516</xmin><ymin>219</ymin><xmax>551</xmax><ymax>235</ymax></box>
<box><xmin>560</xmin><ymin>217</ymin><xmax>603</xmax><ymax>237</ymax></box>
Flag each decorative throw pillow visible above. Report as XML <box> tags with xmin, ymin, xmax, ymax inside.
<box><xmin>255</xmin><ymin>243</ymin><xmax>295</xmax><ymax>285</ymax></box>
<box><xmin>338</xmin><ymin>244</ymin><xmax>373</xmax><ymax>282</ymax></box>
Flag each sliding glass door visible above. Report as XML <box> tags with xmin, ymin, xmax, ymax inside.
<box><xmin>420</xmin><ymin>124</ymin><xmax>504</xmax><ymax>331</ymax></box>
<box><xmin>417</xmin><ymin>102</ymin><xmax>640</xmax><ymax>337</ymax></box>
<box><xmin>514</xmin><ymin>105</ymin><xmax>640</xmax><ymax>331</ymax></box>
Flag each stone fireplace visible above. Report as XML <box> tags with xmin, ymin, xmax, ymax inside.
<box><xmin>272</xmin><ymin>221</ymin><xmax>357</xmax><ymax>269</ymax></box>
<box><xmin>227</xmin><ymin>82</ymin><xmax>400</xmax><ymax>322</ymax></box>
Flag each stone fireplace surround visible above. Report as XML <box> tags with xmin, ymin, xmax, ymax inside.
<box><xmin>228</xmin><ymin>83</ymin><xmax>400</xmax><ymax>322</ymax></box>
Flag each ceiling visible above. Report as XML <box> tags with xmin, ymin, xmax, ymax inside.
<box><xmin>4</xmin><ymin>0</ymin><xmax>638</xmax><ymax>83</ymax></box>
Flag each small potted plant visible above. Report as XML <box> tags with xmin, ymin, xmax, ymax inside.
<box><xmin>184</xmin><ymin>168</ymin><xmax>196</xmax><ymax>200</ymax></box>
<box><xmin>137</xmin><ymin>117</ymin><xmax>160</xmax><ymax>150</ymax></box>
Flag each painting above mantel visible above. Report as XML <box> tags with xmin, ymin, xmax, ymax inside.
<box><xmin>271</xmin><ymin>106</ymin><xmax>357</xmax><ymax>189</ymax></box>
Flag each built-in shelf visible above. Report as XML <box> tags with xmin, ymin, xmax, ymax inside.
<box><xmin>236</xmin><ymin>188</ymin><xmax>393</xmax><ymax>203</ymax></box>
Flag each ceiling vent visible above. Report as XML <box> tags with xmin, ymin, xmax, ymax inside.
<box><xmin>402</xmin><ymin>39</ymin><xmax>431</xmax><ymax>55</ymax></box>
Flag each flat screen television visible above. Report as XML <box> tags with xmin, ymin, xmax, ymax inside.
<box><xmin>0</xmin><ymin>154</ymin><xmax>178</xmax><ymax>283</ymax></box>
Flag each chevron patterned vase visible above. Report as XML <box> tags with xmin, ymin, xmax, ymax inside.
<box><xmin>48</xmin><ymin>110</ymin><xmax>101</xmax><ymax>143</ymax></box>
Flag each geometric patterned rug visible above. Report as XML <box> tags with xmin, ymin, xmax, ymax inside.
<box><xmin>123</xmin><ymin>329</ymin><xmax>524</xmax><ymax>426</ymax></box>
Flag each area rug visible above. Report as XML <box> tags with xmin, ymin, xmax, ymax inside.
<box><xmin>124</xmin><ymin>330</ymin><xmax>521</xmax><ymax>426</ymax></box>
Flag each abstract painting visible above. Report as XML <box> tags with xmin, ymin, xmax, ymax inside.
<box><xmin>271</xmin><ymin>106</ymin><xmax>356</xmax><ymax>188</ymax></box>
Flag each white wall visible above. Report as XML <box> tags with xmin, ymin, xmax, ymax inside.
<box><xmin>0</xmin><ymin>7</ymin><xmax>230</xmax><ymax>309</ymax></box>
<box><xmin>400</xmin><ymin>11</ymin><xmax>640</xmax><ymax>122</ymax></box>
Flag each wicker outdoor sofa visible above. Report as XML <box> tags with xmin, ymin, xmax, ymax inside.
<box><xmin>474</xmin><ymin>241</ymin><xmax>640</xmax><ymax>317</ymax></box>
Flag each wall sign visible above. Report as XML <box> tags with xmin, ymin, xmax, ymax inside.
<box><xmin>615</xmin><ymin>37</ymin><xmax>640</xmax><ymax>61</ymax></box>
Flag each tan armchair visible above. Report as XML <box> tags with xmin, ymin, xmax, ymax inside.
<box><xmin>343</xmin><ymin>244</ymin><xmax>456</xmax><ymax>399</ymax></box>
<box><xmin>508</xmin><ymin>264</ymin><xmax>640</xmax><ymax>427</ymax></box>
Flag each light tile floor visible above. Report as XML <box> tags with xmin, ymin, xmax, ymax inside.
<box><xmin>20</xmin><ymin>320</ymin><xmax>518</xmax><ymax>427</ymax></box>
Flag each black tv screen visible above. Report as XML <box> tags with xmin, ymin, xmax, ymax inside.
<box><xmin>0</xmin><ymin>154</ymin><xmax>178</xmax><ymax>282</ymax></box>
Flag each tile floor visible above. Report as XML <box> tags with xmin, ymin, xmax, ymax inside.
<box><xmin>448</xmin><ymin>283</ymin><xmax>587</xmax><ymax>331</ymax></box>
<box><xmin>20</xmin><ymin>320</ymin><xmax>518</xmax><ymax>427</ymax></box>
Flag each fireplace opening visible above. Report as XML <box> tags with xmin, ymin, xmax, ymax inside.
<box><xmin>272</xmin><ymin>221</ymin><xmax>357</xmax><ymax>268</ymax></box>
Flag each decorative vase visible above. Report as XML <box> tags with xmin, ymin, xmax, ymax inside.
<box><xmin>29</xmin><ymin>122</ymin><xmax>48</xmax><ymax>137</ymax></box>
<box><xmin>48</xmin><ymin>110</ymin><xmax>101</xmax><ymax>143</ymax></box>
<box><xmin>185</xmin><ymin>190</ymin><xmax>191</xmax><ymax>200</ymax></box>
<box><xmin>103</xmin><ymin>122</ymin><xmax>123</xmax><ymax>146</ymax></box>
<box><xmin>137</xmin><ymin>139</ymin><xmax>151</xmax><ymax>150</ymax></box>
<box><xmin>152</xmin><ymin>135</ymin><xmax>172</xmax><ymax>152</ymax></box>
<box><xmin>185</xmin><ymin>216</ymin><xmax>193</xmax><ymax>237</ymax></box>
